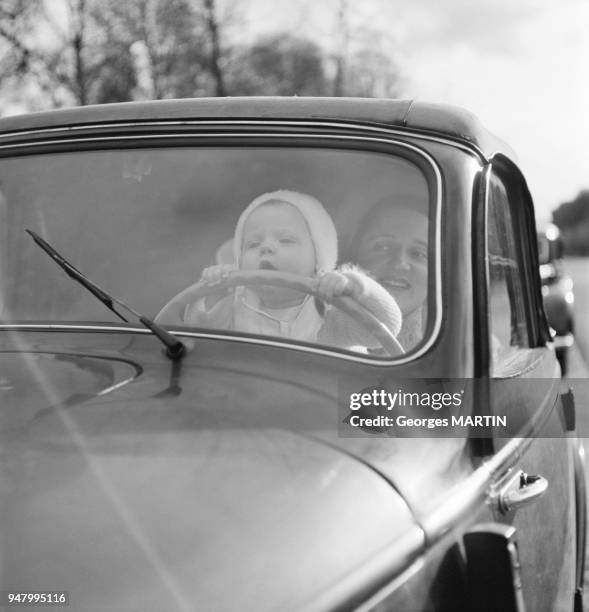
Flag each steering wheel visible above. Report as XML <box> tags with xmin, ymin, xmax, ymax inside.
<box><xmin>155</xmin><ymin>270</ymin><xmax>404</xmax><ymax>356</ymax></box>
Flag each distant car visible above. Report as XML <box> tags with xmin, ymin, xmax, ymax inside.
<box><xmin>537</xmin><ymin>222</ymin><xmax>575</xmax><ymax>374</ymax></box>
<box><xmin>0</xmin><ymin>98</ymin><xmax>585</xmax><ymax>612</ymax></box>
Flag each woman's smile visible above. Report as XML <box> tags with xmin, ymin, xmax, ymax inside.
<box><xmin>381</xmin><ymin>277</ymin><xmax>411</xmax><ymax>290</ymax></box>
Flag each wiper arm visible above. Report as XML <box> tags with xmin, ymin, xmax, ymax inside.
<box><xmin>26</xmin><ymin>229</ymin><xmax>185</xmax><ymax>360</ymax></box>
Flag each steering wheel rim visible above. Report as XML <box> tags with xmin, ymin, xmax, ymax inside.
<box><xmin>156</xmin><ymin>270</ymin><xmax>404</xmax><ymax>356</ymax></box>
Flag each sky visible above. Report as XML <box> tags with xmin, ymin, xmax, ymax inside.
<box><xmin>241</xmin><ymin>0</ymin><xmax>589</xmax><ymax>220</ymax></box>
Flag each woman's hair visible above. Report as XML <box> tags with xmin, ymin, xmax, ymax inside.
<box><xmin>345</xmin><ymin>197</ymin><xmax>428</xmax><ymax>263</ymax></box>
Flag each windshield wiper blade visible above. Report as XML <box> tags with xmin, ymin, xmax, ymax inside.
<box><xmin>27</xmin><ymin>230</ymin><xmax>128</xmax><ymax>322</ymax></box>
<box><xmin>26</xmin><ymin>229</ymin><xmax>185</xmax><ymax>360</ymax></box>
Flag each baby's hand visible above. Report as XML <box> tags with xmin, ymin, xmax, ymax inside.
<box><xmin>200</xmin><ymin>264</ymin><xmax>235</xmax><ymax>285</ymax></box>
<box><xmin>317</xmin><ymin>271</ymin><xmax>362</xmax><ymax>302</ymax></box>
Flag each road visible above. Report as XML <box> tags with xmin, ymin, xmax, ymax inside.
<box><xmin>564</xmin><ymin>257</ymin><xmax>589</xmax><ymax>409</ymax></box>
<box><xmin>566</xmin><ymin>257</ymin><xmax>589</xmax><ymax>372</ymax></box>
<box><xmin>563</xmin><ymin>257</ymin><xmax>589</xmax><ymax>605</ymax></box>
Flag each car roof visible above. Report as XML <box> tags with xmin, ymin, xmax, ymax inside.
<box><xmin>0</xmin><ymin>97</ymin><xmax>516</xmax><ymax>160</ymax></box>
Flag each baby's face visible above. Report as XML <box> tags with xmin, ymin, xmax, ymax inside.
<box><xmin>240</xmin><ymin>202</ymin><xmax>316</xmax><ymax>277</ymax></box>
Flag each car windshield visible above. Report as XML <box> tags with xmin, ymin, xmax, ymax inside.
<box><xmin>0</xmin><ymin>145</ymin><xmax>435</xmax><ymax>358</ymax></box>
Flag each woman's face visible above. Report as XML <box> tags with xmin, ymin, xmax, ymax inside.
<box><xmin>356</xmin><ymin>207</ymin><xmax>428</xmax><ymax>315</ymax></box>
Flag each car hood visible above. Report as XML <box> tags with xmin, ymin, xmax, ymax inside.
<box><xmin>1</xmin><ymin>334</ymin><xmax>423</xmax><ymax>611</ymax></box>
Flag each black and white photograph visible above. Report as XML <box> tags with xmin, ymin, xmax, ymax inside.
<box><xmin>1</xmin><ymin>1</ymin><xmax>588</xmax><ymax>610</ymax></box>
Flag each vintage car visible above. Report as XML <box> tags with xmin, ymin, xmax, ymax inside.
<box><xmin>537</xmin><ymin>222</ymin><xmax>575</xmax><ymax>375</ymax></box>
<box><xmin>0</xmin><ymin>98</ymin><xmax>585</xmax><ymax>611</ymax></box>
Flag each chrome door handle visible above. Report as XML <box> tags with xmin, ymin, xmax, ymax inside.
<box><xmin>498</xmin><ymin>470</ymin><xmax>548</xmax><ymax>513</ymax></box>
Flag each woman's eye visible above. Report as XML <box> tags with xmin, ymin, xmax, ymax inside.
<box><xmin>279</xmin><ymin>236</ymin><xmax>296</xmax><ymax>244</ymax></box>
<box><xmin>246</xmin><ymin>241</ymin><xmax>260</xmax><ymax>249</ymax></box>
<box><xmin>410</xmin><ymin>248</ymin><xmax>427</xmax><ymax>261</ymax></box>
<box><xmin>370</xmin><ymin>240</ymin><xmax>393</xmax><ymax>252</ymax></box>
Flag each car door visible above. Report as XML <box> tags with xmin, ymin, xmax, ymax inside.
<box><xmin>482</xmin><ymin>156</ymin><xmax>578</xmax><ymax>611</ymax></box>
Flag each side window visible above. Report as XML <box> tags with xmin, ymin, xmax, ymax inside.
<box><xmin>487</xmin><ymin>173</ymin><xmax>532</xmax><ymax>374</ymax></box>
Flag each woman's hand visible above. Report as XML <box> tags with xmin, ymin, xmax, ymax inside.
<box><xmin>317</xmin><ymin>271</ymin><xmax>362</xmax><ymax>302</ymax></box>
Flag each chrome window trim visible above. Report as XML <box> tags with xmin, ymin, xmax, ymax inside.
<box><xmin>0</xmin><ymin>131</ymin><xmax>443</xmax><ymax>366</ymax></box>
<box><xmin>1</xmin><ymin>321</ymin><xmax>432</xmax><ymax>367</ymax></box>
<box><xmin>0</xmin><ymin>119</ymin><xmax>488</xmax><ymax>162</ymax></box>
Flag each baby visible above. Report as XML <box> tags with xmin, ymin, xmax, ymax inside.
<box><xmin>184</xmin><ymin>190</ymin><xmax>402</xmax><ymax>350</ymax></box>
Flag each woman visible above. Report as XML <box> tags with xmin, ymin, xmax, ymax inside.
<box><xmin>350</xmin><ymin>201</ymin><xmax>428</xmax><ymax>350</ymax></box>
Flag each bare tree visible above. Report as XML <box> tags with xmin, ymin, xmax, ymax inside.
<box><xmin>328</xmin><ymin>1</ymin><xmax>403</xmax><ymax>98</ymax></box>
<box><xmin>134</xmin><ymin>0</ymin><xmax>166</xmax><ymax>99</ymax></box>
<box><xmin>0</xmin><ymin>0</ymin><xmax>212</xmax><ymax>107</ymax></box>
<box><xmin>346</xmin><ymin>44</ymin><xmax>403</xmax><ymax>98</ymax></box>
<box><xmin>228</xmin><ymin>33</ymin><xmax>328</xmax><ymax>96</ymax></box>
<box><xmin>332</xmin><ymin>0</ymin><xmax>349</xmax><ymax>96</ymax></box>
<box><xmin>0</xmin><ymin>0</ymin><xmax>38</xmax><ymax>74</ymax></box>
<box><xmin>0</xmin><ymin>0</ymin><xmax>56</xmax><ymax>107</ymax></box>
<box><xmin>0</xmin><ymin>0</ymin><xmax>402</xmax><ymax>109</ymax></box>
<box><xmin>0</xmin><ymin>0</ymin><xmax>112</xmax><ymax>107</ymax></box>
<box><xmin>68</xmin><ymin>0</ymin><xmax>89</xmax><ymax>105</ymax></box>
<box><xmin>120</xmin><ymin>0</ymin><xmax>215</xmax><ymax>99</ymax></box>
<box><xmin>201</xmin><ymin>0</ymin><xmax>226</xmax><ymax>96</ymax></box>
